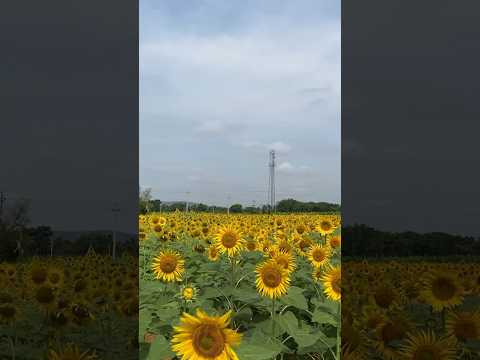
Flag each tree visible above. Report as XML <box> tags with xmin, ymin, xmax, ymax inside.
<box><xmin>139</xmin><ymin>187</ymin><xmax>153</xmax><ymax>214</ymax></box>
<box><xmin>28</xmin><ymin>226</ymin><xmax>53</xmax><ymax>256</ymax></box>
<box><xmin>229</xmin><ymin>204</ymin><xmax>243</xmax><ymax>213</ymax></box>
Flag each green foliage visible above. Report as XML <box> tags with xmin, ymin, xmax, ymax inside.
<box><xmin>139</xmin><ymin>229</ymin><xmax>341</xmax><ymax>359</ymax></box>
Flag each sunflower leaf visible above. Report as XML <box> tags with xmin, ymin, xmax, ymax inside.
<box><xmin>312</xmin><ymin>309</ymin><xmax>338</xmax><ymax>326</ymax></box>
<box><xmin>279</xmin><ymin>286</ymin><xmax>308</xmax><ymax>310</ymax></box>
<box><xmin>147</xmin><ymin>335</ymin><xmax>175</xmax><ymax>360</ymax></box>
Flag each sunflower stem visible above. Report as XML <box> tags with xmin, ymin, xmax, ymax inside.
<box><xmin>8</xmin><ymin>336</ymin><xmax>15</xmax><ymax>360</ymax></box>
<box><xmin>231</xmin><ymin>257</ymin><xmax>235</xmax><ymax>288</ymax></box>
<box><xmin>271</xmin><ymin>297</ymin><xmax>276</xmax><ymax>339</ymax></box>
<box><xmin>336</xmin><ymin>302</ymin><xmax>341</xmax><ymax>360</ymax></box>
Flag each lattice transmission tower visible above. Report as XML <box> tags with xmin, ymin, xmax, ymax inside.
<box><xmin>268</xmin><ymin>150</ymin><xmax>276</xmax><ymax>213</ymax></box>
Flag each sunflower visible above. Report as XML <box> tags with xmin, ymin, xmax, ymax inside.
<box><xmin>171</xmin><ymin>309</ymin><xmax>241</xmax><ymax>360</ymax></box>
<box><xmin>47</xmin><ymin>343</ymin><xmax>97</xmax><ymax>360</ymax></box>
<box><xmin>321</xmin><ymin>264</ymin><xmax>341</xmax><ymax>301</ymax></box>
<box><xmin>28</xmin><ymin>263</ymin><xmax>48</xmax><ymax>287</ymax></box>
<box><xmin>312</xmin><ymin>266</ymin><xmax>323</xmax><ymax>283</ymax></box>
<box><xmin>370</xmin><ymin>284</ymin><xmax>403</xmax><ymax>311</ymax></box>
<box><xmin>295</xmin><ymin>223</ymin><xmax>307</xmax><ymax>235</ymax></box>
<box><xmin>398</xmin><ymin>330</ymin><xmax>457</xmax><ymax>360</ymax></box>
<box><xmin>34</xmin><ymin>284</ymin><xmax>57</xmax><ymax>313</ymax></box>
<box><xmin>47</xmin><ymin>267</ymin><xmax>65</xmax><ymax>289</ymax></box>
<box><xmin>341</xmin><ymin>321</ymin><xmax>367</xmax><ymax>358</ymax></box>
<box><xmin>295</xmin><ymin>236</ymin><xmax>312</xmax><ymax>256</ymax></box>
<box><xmin>245</xmin><ymin>239</ymin><xmax>258</xmax><ymax>252</ymax></box>
<box><xmin>0</xmin><ymin>294</ymin><xmax>19</xmax><ymax>325</ymax></box>
<box><xmin>151</xmin><ymin>250</ymin><xmax>185</xmax><ymax>282</ymax></box>
<box><xmin>372</xmin><ymin>314</ymin><xmax>413</xmax><ymax>360</ymax></box>
<box><xmin>273</xmin><ymin>250</ymin><xmax>296</xmax><ymax>274</ymax></box>
<box><xmin>180</xmin><ymin>284</ymin><xmax>198</xmax><ymax>303</ymax></box>
<box><xmin>360</xmin><ymin>304</ymin><xmax>387</xmax><ymax>331</ymax></box>
<box><xmin>214</xmin><ymin>226</ymin><xmax>245</xmax><ymax>257</ymax></box>
<box><xmin>445</xmin><ymin>309</ymin><xmax>480</xmax><ymax>342</ymax></box>
<box><xmin>207</xmin><ymin>245</ymin><xmax>220</xmax><ymax>261</ymax></box>
<box><xmin>420</xmin><ymin>272</ymin><xmax>464</xmax><ymax>312</ymax></box>
<box><xmin>317</xmin><ymin>219</ymin><xmax>336</xmax><ymax>236</ymax></box>
<box><xmin>329</xmin><ymin>235</ymin><xmax>341</xmax><ymax>249</ymax></box>
<box><xmin>307</xmin><ymin>244</ymin><xmax>332</xmax><ymax>268</ymax></box>
<box><xmin>255</xmin><ymin>259</ymin><xmax>290</xmax><ymax>299</ymax></box>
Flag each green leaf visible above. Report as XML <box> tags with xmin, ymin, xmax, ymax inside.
<box><xmin>139</xmin><ymin>308</ymin><xmax>151</xmax><ymax>343</ymax></box>
<box><xmin>232</xmin><ymin>286</ymin><xmax>259</xmax><ymax>303</ymax></box>
<box><xmin>147</xmin><ymin>335</ymin><xmax>175</xmax><ymax>360</ymax></box>
<box><xmin>235</xmin><ymin>343</ymin><xmax>282</xmax><ymax>360</ymax></box>
<box><xmin>276</xmin><ymin>311</ymin><xmax>324</xmax><ymax>349</ymax></box>
<box><xmin>312</xmin><ymin>309</ymin><xmax>338</xmax><ymax>326</ymax></box>
<box><xmin>280</xmin><ymin>286</ymin><xmax>308</xmax><ymax>310</ymax></box>
<box><xmin>276</xmin><ymin>311</ymin><xmax>299</xmax><ymax>336</ymax></box>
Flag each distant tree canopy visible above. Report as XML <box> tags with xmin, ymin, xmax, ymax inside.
<box><xmin>276</xmin><ymin>199</ymin><xmax>340</xmax><ymax>213</ymax></box>
<box><xmin>142</xmin><ymin>198</ymin><xmax>340</xmax><ymax>214</ymax></box>
<box><xmin>343</xmin><ymin>224</ymin><xmax>480</xmax><ymax>257</ymax></box>
<box><xmin>229</xmin><ymin>204</ymin><xmax>243</xmax><ymax>213</ymax></box>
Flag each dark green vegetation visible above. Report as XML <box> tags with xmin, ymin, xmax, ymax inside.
<box><xmin>343</xmin><ymin>224</ymin><xmax>480</xmax><ymax>257</ymax></box>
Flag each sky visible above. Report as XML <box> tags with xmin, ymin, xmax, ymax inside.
<box><xmin>140</xmin><ymin>0</ymin><xmax>341</xmax><ymax>207</ymax></box>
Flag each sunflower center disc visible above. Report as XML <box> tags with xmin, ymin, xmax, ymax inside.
<box><xmin>432</xmin><ymin>277</ymin><xmax>456</xmax><ymax>301</ymax></box>
<box><xmin>321</xmin><ymin>221</ymin><xmax>331</xmax><ymax>231</ymax></box>
<box><xmin>381</xmin><ymin>323</ymin><xmax>402</xmax><ymax>344</ymax></box>
<box><xmin>455</xmin><ymin>321</ymin><xmax>478</xmax><ymax>340</ymax></box>
<box><xmin>332</xmin><ymin>277</ymin><xmax>341</xmax><ymax>295</ymax></box>
<box><xmin>374</xmin><ymin>288</ymin><xmax>394</xmax><ymax>308</ymax></box>
<box><xmin>263</xmin><ymin>269</ymin><xmax>282</xmax><ymax>288</ymax></box>
<box><xmin>183</xmin><ymin>288</ymin><xmax>193</xmax><ymax>299</ymax></box>
<box><xmin>0</xmin><ymin>306</ymin><xmax>16</xmax><ymax>318</ymax></box>
<box><xmin>36</xmin><ymin>286</ymin><xmax>55</xmax><ymax>303</ymax></box>
<box><xmin>193</xmin><ymin>325</ymin><xmax>225</xmax><ymax>357</ymax></box>
<box><xmin>413</xmin><ymin>347</ymin><xmax>437</xmax><ymax>360</ymax></box>
<box><xmin>160</xmin><ymin>258</ymin><xmax>177</xmax><ymax>273</ymax></box>
<box><xmin>313</xmin><ymin>249</ymin><xmax>326</xmax><ymax>262</ymax></box>
<box><xmin>221</xmin><ymin>232</ymin><xmax>237</xmax><ymax>248</ymax></box>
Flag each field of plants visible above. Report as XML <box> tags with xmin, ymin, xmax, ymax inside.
<box><xmin>139</xmin><ymin>212</ymin><xmax>341</xmax><ymax>360</ymax></box>
<box><xmin>0</xmin><ymin>251</ymin><xmax>138</xmax><ymax>359</ymax></box>
<box><xmin>343</xmin><ymin>259</ymin><xmax>480</xmax><ymax>359</ymax></box>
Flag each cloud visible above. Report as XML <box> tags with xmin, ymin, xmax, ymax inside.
<box><xmin>277</xmin><ymin>162</ymin><xmax>312</xmax><ymax>174</ymax></box>
<box><xmin>278</xmin><ymin>161</ymin><xmax>294</xmax><ymax>172</ymax></box>
<box><xmin>237</xmin><ymin>140</ymin><xmax>292</xmax><ymax>154</ymax></box>
<box><xmin>139</xmin><ymin>0</ymin><xmax>340</xmax><ymax>205</ymax></box>
<box><xmin>268</xmin><ymin>141</ymin><xmax>292</xmax><ymax>154</ymax></box>
<box><xmin>194</xmin><ymin>120</ymin><xmax>245</xmax><ymax>135</ymax></box>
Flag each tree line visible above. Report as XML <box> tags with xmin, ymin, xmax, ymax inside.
<box><xmin>0</xmin><ymin>198</ymin><xmax>137</xmax><ymax>261</ymax></box>
<box><xmin>343</xmin><ymin>224</ymin><xmax>480</xmax><ymax>257</ymax></box>
<box><xmin>139</xmin><ymin>189</ymin><xmax>340</xmax><ymax>214</ymax></box>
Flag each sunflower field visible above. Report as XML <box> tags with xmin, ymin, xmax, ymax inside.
<box><xmin>343</xmin><ymin>259</ymin><xmax>480</xmax><ymax>359</ymax></box>
<box><xmin>139</xmin><ymin>212</ymin><xmax>341</xmax><ymax>360</ymax></box>
<box><xmin>0</xmin><ymin>252</ymin><xmax>139</xmax><ymax>359</ymax></box>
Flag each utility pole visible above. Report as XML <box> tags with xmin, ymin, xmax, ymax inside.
<box><xmin>227</xmin><ymin>194</ymin><xmax>231</xmax><ymax>215</ymax></box>
<box><xmin>268</xmin><ymin>150</ymin><xmax>276</xmax><ymax>213</ymax></box>
<box><xmin>111</xmin><ymin>203</ymin><xmax>120</xmax><ymax>261</ymax></box>
<box><xmin>185</xmin><ymin>191</ymin><xmax>191</xmax><ymax>212</ymax></box>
